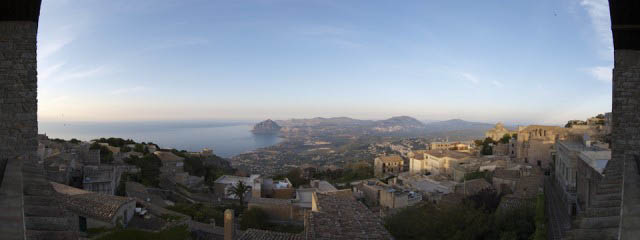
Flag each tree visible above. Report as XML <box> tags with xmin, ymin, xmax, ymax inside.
<box><xmin>227</xmin><ymin>181</ymin><xmax>251</xmax><ymax>207</ymax></box>
<box><xmin>499</xmin><ymin>133</ymin><xmax>512</xmax><ymax>144</ymax></box>
<box><xmin>465</xmin><ymin>188</ymin><xmax>501</xmax><ymax>213</ymax></box>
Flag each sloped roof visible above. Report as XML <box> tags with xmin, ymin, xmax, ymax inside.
<box><xmin>153</xmin><ymin>151</ymin><xmax>184</xmax><ymax>162</ymax></box>
<box><xmin>307</xmin><ymin>190</ymin><xmax>392</xmax><ymax>239</ymax></box>
<box><xmin>493</xmin><ymin>169</ymin><xmax>520</xmax><ymax>180</ymax></box>
<box><xmin>238</xmin><ymin>229</ymin><xmax>303</xmax><ymax>240</ymax></box>
<box><xmin>377</xmin><ymin>155</ymin><xmax>403</xmax><ymax>163</ymax></box>
<box><xmin>51</xmin><ymin>182</ymin><xmax>135</xmax><ymax>222</ymax></box>
<box><xmin>455</xmin><ymin>178</ymin><xmax>493</xmax><ymax>196</ymax></box>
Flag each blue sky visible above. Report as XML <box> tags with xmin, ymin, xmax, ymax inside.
<box><xmin>37</xmin><ymin>0</ymin><xmax>613</xmax><ymax>124</ymax></box>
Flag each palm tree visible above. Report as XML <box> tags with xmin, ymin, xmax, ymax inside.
<box><xmin>227</xmin><ymin>181</ymin><xmax>250</xmax><ymax>207</ymax></box>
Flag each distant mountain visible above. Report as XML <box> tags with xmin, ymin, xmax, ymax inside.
<box><xmin>372</xmin><ymin>116</ymin><xmax>425</xmax><ymax>133</ymax></box>
<box><xmin>424</xmin><ymin>119</ymin><xmax>496</xmax><ymax>138</ymax></box>
<box><xmin>252</xmin><ymin>119</ymin><xmax>281</xmax><ymax>134</ymax></box>
<box><xmin>264</xmin><ymin>116</ymin><xmax>503</xmax><ymax>138</ymax></box>
<box><xmin>275</xmin><ymin>117</ymin><xmax>373</xmax><ymax>127</ymax></box>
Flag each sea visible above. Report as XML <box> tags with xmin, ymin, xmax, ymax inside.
<box><xmin>38</xmin><ymin>121</ymin><xmax>283</xmax><ymax>158</ymax></box>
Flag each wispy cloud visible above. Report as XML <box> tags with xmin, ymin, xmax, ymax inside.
<box><xmin>329</xmin><ymin>39</ymin><xmax>364</xmax><ymax>49</ymax></box>
<box><xmin>299</xmin><ymin>25</ymin><xmax>349</xmax><ymax>36</ymax></box>
<box><xmin>50</xmin><ymin>66</ymin><xmax>110</xmax><ymax>83</ymax></box>
<box><xmin>145</xmin><ymin>38</ymin><xmax>208</xmax><ymax>51</ymax></box>
<box><xmin>579</xmin><ymin>0</ymin><xmax>613</xmax><ymax>59</ymax></box>
<box><xmin>110</xmin><ymin>86</ymin><xmax>148</xmax><ymax>95</ymax></box>
<box><xmin>38</xmin><ymin>62</ymin><xmax>66</xmax><ymax>81</ymax></box>
<box><xmin>461</xmin><ymin>73</ymin><xmax>479</xmax><ymax>84</ymax></box>
<box><xmin>38</xmin><ymin>25</ymin><xmax>75</xmax><ymax>60</ymax></box>
<box><xmin>491</xmin><ymin>80</ymin><xmax>504</xmax><ymax>87</ymax></box>
<box><xmin>586</xmin><ymin>66</ymin><xmax>612</xmax><ymax>82</ymax></box>
<box><xmin>297</xmin><ymin>25</ymin><xmax>363</xmax><ymax>49</ymax></box>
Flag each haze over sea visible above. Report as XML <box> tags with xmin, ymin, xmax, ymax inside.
<box><xmin>38</xmin><ymin>121</ymin><xmax>282</xmax><ymax>158</ymax></box>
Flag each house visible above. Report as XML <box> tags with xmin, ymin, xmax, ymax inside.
<box><xmin>422</xmin><ymin>150</ymin><xmax>474</xmax><ymax>176</ymax></box>
<box><xmin>154</xmin><ymin>151</ymin><xmax>185</xmax><ymax>175</ymax></box>
<box><xmin>454</xmin><ymin>178</ymin><xmax>493</xmax><ymax>196</ymax></box>
<box><xmin>83</xmin><ymin>165</ymin><xmax>121</xmax><ymax>195</ymax></box>
<box><xmin>51</xmin><ymin>182</ymin><xmax>136</xmax><ymax>231</ymax></box>
<box><xmin>492</xmin><ymin>169</ymin><xmax>520</xmax><ymax>194</ymax></box>
<box><xmin>379</xmin><ymin>185</ymin><xmax>422</xmax><ymax>210</ymax></box>
<box><xmin>374</xmin><ymin>155</ymin><xmax>404</xmax><ymax>177</ymax></box>
<box><xmin>214</xmin><ymin>174</ymin><xmax>260</xmax><ymax>199</ymax></box>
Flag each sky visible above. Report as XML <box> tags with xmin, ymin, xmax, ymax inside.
<box><xmin>37</xmin><ymin>0</ymin><xmax>613</xmax><ymax>125</ymax></box>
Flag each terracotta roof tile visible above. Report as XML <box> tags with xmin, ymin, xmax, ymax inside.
<box><xmin>307</xmin><ymin>190</ymin><xmax>392</xmax><ymax>239</ymax></box>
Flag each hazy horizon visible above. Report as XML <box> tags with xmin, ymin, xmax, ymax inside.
<box><xmin>37</xmin><ymin>0</ymin><xmax>612</xmax><ymax>125</ymax></box>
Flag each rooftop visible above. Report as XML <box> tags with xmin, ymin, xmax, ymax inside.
<box><xmin>424</xmin><ymin>150</ymin><xmax>473</xmax><ymax>159</ymax></box>
<box><xmin>153</xmin><ymin>151</ymin><xmax>184</xmax><ymax>162</ymax></box>
<box><xmin>493</xmin><ymin>169</ymin><xmax>521</xmax><ymax>180</ymax></box>
<box><xmin>51</xmin><ymin>182</ymin><xmax>135</xmax><ymax>223</ymax></box>
<box><xmin>376</xmin><ymin>155</ymin><xmax>403</xmax><ymax>163</ymax></box>
<box><xmin>308</xmin><ymin>190</ymin><xmax>391</xmax><ymax>239</ymax></box>
<box><xmin>238</xmin><ymin>228</ymin><xmax>303</xmax><ymax>240</ymax></box>
<box><xmin>455</xmin><ymin>178</ymin><xmax>493</xmax><ymax>196</ymax></box>
<box><xmin>214</xmin><ymin>174</ymin><xmax>260</xmax><ymax>185</ymax></box>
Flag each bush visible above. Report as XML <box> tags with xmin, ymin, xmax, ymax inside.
<box><xmin>167</xmin><ymin>203</ymin><xmax>223</xmax><ymax>226</ymax></box>
<box><xmin>96</xmin><ymin>225</ymin><xmax>190</xmax><ymax>240</ymax></box>
<box><xmin>532</xmin><ymin>194</ymin><xmax>546</xmax><ymax>240</ymax></box>
<box><xmin>240</xmin><ymin>207</ymin><xmax>269</xmax><ymax>230</ymax></box>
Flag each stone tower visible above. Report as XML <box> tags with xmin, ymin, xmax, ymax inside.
<box><xmin>0</xmin><ymin>1</ymin><xmax>78</xmax><ymax>239</ymax></box>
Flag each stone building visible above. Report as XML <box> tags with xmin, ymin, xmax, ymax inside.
<box><xmin>454</xmin><ymin>178</ymin><xmax>493</xmax><ymax>196</ymax></box>
<box><xmin>514</xmin><ymin>125</ymin><xmax>568</xmax><ymax>168</ymax></box>
<box><xmin>575</xmin><ymin>149</ymin><xmax>610</xmax><ymax>211</ymax></box>
<box><xmin>51</xmin><ymin>182</ymin><xmax>136</xmax><ymax>231</ymax></box>
<box><xmin>420</xmin><ymin>150</ymin><xmax>474</xmax><ymax>176</ymax></box>
<box><xmin>485</xmin><ymin>122</ymin><xmax>516</xmax><ymax>140</ymax></box>
<box><xmin>214</xmin><ymin>174</ymin><xmax>261</xmax><ymax>199</ymax></box>
<box><xmin>82</xmin><ymin>165</ymin><xmax>122</xmax><ymax>195</ymax></box>
<box><xmin>154</xmin><ymin>151</ymin><xmax>185</xmax><ymax>175</ymax></box>
<box><xmin>373</xmin><ymin>155</ymin><xmax>404</xmax><ymax>177</ymax></box>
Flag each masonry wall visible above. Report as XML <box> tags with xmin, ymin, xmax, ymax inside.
<box><xmin>0</xmin><ymin>21</ymin><xmax>39</xmax><ymax>240</ymax></box>
<box><xmin>0</xmin><ymin>22</ymin><xmax>39</xmax><ymax>161</ymax></box>
<box><xmin>615</xmin><ymin>49</ymin><xmax>640</xmax><ymax>240</ymax></box>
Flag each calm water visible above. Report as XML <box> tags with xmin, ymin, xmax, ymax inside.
<box><xmin>39</xmin><ymin>121</ymin><xmax>282</xmax><ymax>158</ymax></box>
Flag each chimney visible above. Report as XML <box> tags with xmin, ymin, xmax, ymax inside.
<box><xmin>224</xmin><ymin>209</ymin><xmax>235</xmax><ymax>240</ymax></box>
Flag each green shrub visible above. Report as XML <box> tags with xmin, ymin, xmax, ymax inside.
<box><xmin>240</xmin><ymin>207</ymin><xmax>268</xmax><ymax>230</ymax></box>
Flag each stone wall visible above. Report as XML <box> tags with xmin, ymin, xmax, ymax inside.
<box><xmin>615</xmin><ymin>49</ymin><xmax>640</xmax><ymax>240</ymax></box>
<box><xmin>0</xmin><ymin>21</ymin><xmax>38</xmax><ymax>161</ymax></box>
<box><xmin>0</xmin><ymin>21</ymin><xmax>39</xmax><ymax>240</ymax></box>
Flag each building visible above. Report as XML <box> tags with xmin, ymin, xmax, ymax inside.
<box><xmin>409</xmin><ymin>152</ymin><xmax>427</xmax><ymax>175</ymax></box>
<box><xmin>51</xmin><ymin>182</ymin><xmax>136</xmax><ymax>231</ymax></box>
<box><xmin>379</xmin><ymin>185</ymin><xmax>422</xmax><ymax>210</ymax></box>
<box><xmin>454</xmin><ymin>178</ymin><xmax>493</xmax><ymax>196</ymax></box>
<box><xmin>214</xmin><ymin>174</ymin><xmax>261</xmax><ymax>199</ymax></box>
<box><xmin>485</xmin><ymin>122</ymin><xmax>516</xmax><ymax>140</ymax></box>
<box><xmin>154</xmin><ymin>151</ymin><xmax>185</xmax><ymax>175</ymax></box>
<box><xmin>575</xmin><ymin>149</ymin><xmax>610</xmax><ymax>211</ymax></box>
<box><xmin>429</xmin><ymin>141</ymin><xmax>473</xmax><ymax>151</ymax></box>
<box><xmin>515</xmin><ymin>125</ymin><xmax>568</xmax><ymax>168</ymax></box>
<box><xmin>82</xmin><ymin>165</ymin><xmax>122</xmax><ymax>195</ymax></box>
<box><xmin>421</xmin><ymin>150</ymin><xmax>474</xmax><ymax>176</ymax></box>
<box><xmin>492</xmin><ymin>169</ymin><xmax>520</xmax><ymax>194</ymax></box>
<box><xmin>553</xmin><ymin>135</ymin><xmax>610</xmax><ymax>216</ymax></box>
<box><xmin>374</xmin><ymin>155</ymin><xmax>404</xmax><ymax>177</ymax></box>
